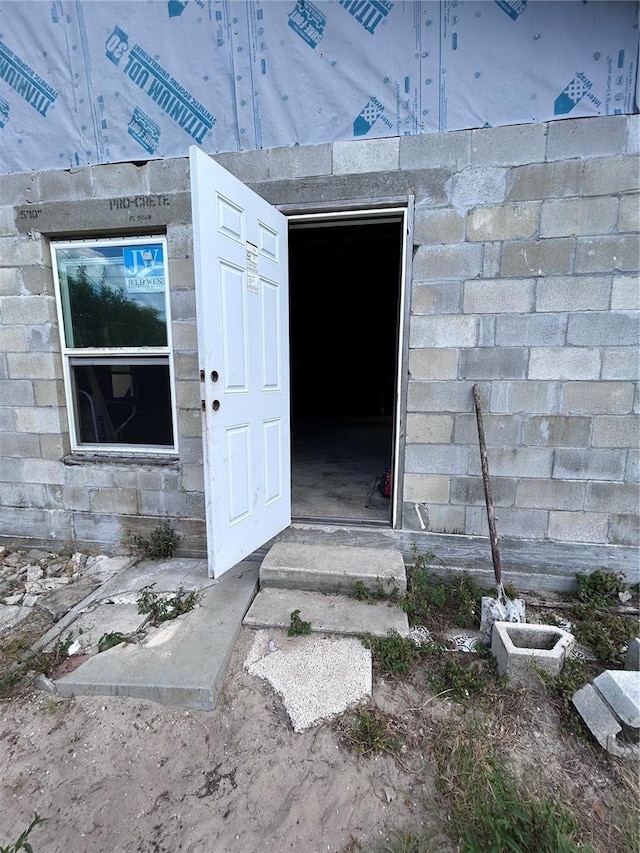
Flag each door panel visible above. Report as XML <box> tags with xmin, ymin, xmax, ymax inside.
<box><xmin>190</xmin><ymin>146</ymin><xmax>290</xmax><ymax>578</ymax></box>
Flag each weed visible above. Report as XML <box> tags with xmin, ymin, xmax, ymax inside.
<box><xmin>539</xmin><ymin>657</ymin><xmax>590</xmax><ymax>707</ymax></box>
<box><xmin>571</xmin><ymin>606</ymin><xmax>637</xmax><ymax>666</ymax></box>
<box><xmin>98</xmin><ymin>631</ymin><xmax>127</xmax><ymax>653</ymax></box>
<box><xmin>575</xmin><ymin>569</ymin><xmax>628</xmax><ymax>609</ymax></box>
<box><xmin>350</xmin><ymin>577</ymin><xmax>397</xmax><ymax>602</ymax></box>
<box><xmin>431</xmin><ymin>717</ymin><xmax>592</xmax><ymax>853</ymax></box>
<box><xmin>137</xmin><ymin>584</ymin><xmax>202</xmax><ymax>626</ymax></box>
<box><xmin>378</xmin><ymin>832</ymin><xmax>446</xmax><ymax>853</ymax></box>
<box><xmin>427</xmin><ymin>657</ymin><xmax>486</xmax><ymax>701</ymax></box>
<box><xmin>0</xmin><ymin>812</ymin><xmax>46</xmax><ymax>853</ymax></box>
<box><xmin>403</xmin><ymin>549</ymin><xmax>483</xmax><ymax>631</ymax></box>
<box><xmin>128</xmin><ymin>522</ymin><xmax>181</xmax><ymax>561</ymax></box>
<box><xmin>342</xmin><ymin>706</ymin><xmax>402</xmax><ymax>755</ymax></box>
<box><xmin>362</xmin><ymin>631</ymin><xmax>421</xmax><ymax>677</ymax></box>
<box><xmin>287</xmin><ymin>609</ymin><xmax>311</xmax><ymax>636</ymax></box>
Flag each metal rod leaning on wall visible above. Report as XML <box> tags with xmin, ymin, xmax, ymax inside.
<box><xmin>472</xmin><ymin>383</ymin><xmax>502</xmax><ymax>590</ymax></box>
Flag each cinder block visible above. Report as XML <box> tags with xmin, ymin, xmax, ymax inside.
<box><xmin>548</xmin><ymin>511</ymin><xmax>609</xmax><ymax>544</ymax></box>
<box><xmin>451</xmin><ymin>167</ymin><xmax>507</xmax><ymax>207</ymax></box>
<box><xmin>546</xmin><ymin>116</ymin><xmax>627</xmax><ymax>160</ymax></box>
<box><xmin>0</xmin><ymin>206</ymin><xmax>15</xmax><ymax>236</ymax></box>
<box><xmin>62</xmin><ymin>486</ymin><xmax>91</xmax><ymax>512</ymax></box>
<box><xmin>0</xmin><ymin>268</ymin><xmax>22</xmax><ymax>296</ymax></box>
<box><xmin>20</xmin><ymin>459</ymin><xmax>65</xmax><ymax>485</ymax></box>
<box><xmin>0</xmin><ymin>432</ymin><xmax>40</xmax><ymax>456</ymax></box>
<box><xmin>214</xmin><ymin>150</ymin><xmax>269</xmax><ymax>184</ymax></box>
<box><xmin>411</xmin><ymin>280</ymin><xmax>462</xmax><ymax>314</ymax></box>
<box><xmin>612</xmin><ymin>275</ymin><xmax>640</xmax><ymax>310</ymax></box>
<box><xmin>450</xmin><ymin>475</ymin><xmax>516</xmax><ymax>507</ymax></box>
<box><xmin>407</xmin><ymin>380</ymin><xmax>474</xmax><ymax>413</ymax></box>
<box><xmin>618</xmin><ymin>195</ymin><xmax>640</xmax><ymax>234</ymax></box>
<box><xmin>147</xmin><ymin>157</ymin><xmax>190</xmax><ymax>193</ymax></box>
<box><xmin>495</xmin><ymin>313</ymin><xmax>567</xmax><ymax>347</ymax></box>
<box><xmin>460</xmin><ymin>347</ymin><xmax>528</xmax><ymax>380</ymax></box>
<box><xmin>64</xmin><ymin>465</ymin><xmax>117</xmax><ymax>489</ymax></box>
<box><xmin>20</xmin><ymin>267</ymin><xmax>49</xmax><ymax>296</ymax></box>
<box><xmin>0</xmin><ymin>407</ymin><xmax>15</xmax><ymax>432</ymax></box>
<box><xmin>170</xmin><ymin>290</ymin><xmax>197</xmax><ymax>321</ymax></box>
<box><xmin>602</xmin><ymin>348</ymin><xmax>639</xmax><ymax>380</ymax></box>
<box><xmin>463</xmin><ymin>278</ymin><xmax>534</xmax><ymax>313</ymax></box>
<box><xmin>540</xmin><ymin>197</ymin><xmax>618</xmax><ymax>238</ymax></box>
<box><xmin>405</xmin><ymin>443</ymin><xmax>468</xmax><ymax>475</ymax></box>
<box><xmin>400</xmin><ymin>130</ymin><xmax>470</xmax><ymax>170</ymax></box>
<box><xmin>180</xmin><ymin>463</ymin><xmax>205</xmax><ymax>492</ymax></box>
<box><xmin>90</xmin><ymin>162</ymin><xmax>150</xmax><ymax>197</ymax></box>
<box><xmin>177</xmin><ymin>436</ymin><xmax>203</xmax><ymax>465</ymax></box>
<box><xmin>465</xmin><ymin>505</ymin><xmax>549</xmax><ymax>539</ymax></box>
<box><xmin>39</xmin><ymin>167</ymin><xmax>93</xmax><ymax>201</ymax></box>
<box><xmin>33</xmin><ymin>379</ymin><xmax>64</xmax><ymax>409</ymax></box>
<box><xmin>414</xmin><ymin>208</ymin><xmax>465</xmax><ymax>244</ymax></box>
<box><xmin>628</xmin><ymin>115</ymin><xmax>640</xmax><ymax>155</ymax></box>
<box><xmin>410</xmin><ymin>315</ymin><xmax>477</xmax><ymax>348</ymax></box>
<box><xmin>585</xmin><ymin>482</ymin><xmax>640</xmax><ymax>514</ymax></box>
<box><xmin>471</xmin><ymin>123</ymin><xmax>546</xmax><ymax>166</ymax></box>
<box><xmin>501</xmin><ymin>239</ymin><xmax>574</xmax><ymax>277</ymax></box>
<box><xmin>562</xmin><ymin>381</ymin><xmax>634</xmax><ymax>414</ymax></box>
<box><xmin>467</xmin><ymin>202</ymin><xmax>539</xmax><ymax>241</ymax></box>
<box><xmin>0</xmin><ymin>235</ymin><xmax>45</xmax><ymax>267</ymax></box>
<box><xmin>515</xmin><ymin>478</ymin><xmax>585</xmax><ymax>511</ymax></box>
<box><xmin>423</xmin><ymin>504</ymin><xmax>466</xmax><ymax>534</ymax></box>
<box><xmin>0</xmin><ymin>326</ymin><xmax>28</xmax><ymax>352</ymax></box>
<box><xmin>0</xmin><ymin>172</ymin><xmax>39</xmax><ymax>205</ymax></box>
<box><xmin>535</xmin><ymin>275</ymin><xmax>611</xmax><ymax>312</ymax></box>
<box><xmin>506</xmin><ymin>160</ymin><xmax>582</xmax><ymax>201</ymax></box>
<box><xmin>174</xmin><ymin>379</ymin><xmax>201</xmax><ymax>410</ymax></box>
<box><xmin>626</xmin><ymin>451</ymin><xmax>640</xmax><ymax>484</ymax></box>
<box><xmin>413</xmin><ymin>243</ymin><xmax>483</xmax><ymax>280</ymax></box>
<box><xmin>477</xmin><ymin>316</ymin><xmax>495</xmax><ymax>346</ymax></box>
<box><xmin>28</xmin><ymin>325</ymin><xmax>59</xmax><ymax>354</ymax></box>
<box><xmin>186</xmin><ymin>492</ymin><xmax>206</xmax><ymax>519</ymax></box>
<box><xmin>40</xmin><ymin>434</ymin><xmax>69</xmax><ymax>459</ymax></box>
<box><xmin>0</xmin><ymin>455</ymin><xmax>21</xmax><ymax>481</ymax></box>
<box><xmin>403</xmin><ymin>473</ymin><xmax>450</xmax><ymax>503</ymax></box>
<box><xmin>168</xmin><ymin>258</ymin><xmax>195</xmax><ymax>291</ymax></box>
<box><xmin>408</xmin><ymin>349</ymin><xmax>458</xmax><ymax>380</ymax></box>
<box><xmin>90</xmin><ymin>488</ymin><xmax>138</xmax><ymax>515</ymax></box>
<box><xmin>567</xmin><ymin>311</ymin><xmax>639</xmax><ymax>347</ymax></box>
<box><xmin>467</xmin><ymin>446</ymin><xmax>553</xmax><ymax>479</ymax></box>
<box><xmin>406</xmin><ymin>413</ymin><xmax>454</xmax><ymax>444</ymax></box>
<box><xmin>575</xmin><ymin>236</ymin><xmax>640</xmax><ymax>274</ymax></box>
<box><xmin>269</xmin><ymin>143</ymin><xmax>332</xmax><ymax>180</ymax></box>
<box><xmin>454</xmin><ymin>412</ymin><xmax>521</xmax><ymax>446</ymax></box>
<box><xmin>14</xmin><ymin>407</ymin><xmax>62</xmax><ymax>434</ymax></box>
<box><xmin>333</xmin><ymin>138</ymin><xmax>399</xmax><ymax>175</ymax></box>
<box><xmin>529</xmin><ymin>347</ymin><xmax>600</xmax><ymax>380</ymax></box>
<box><xmin>7</xmin><ymin>352</ymin><xmax>58</xmax><ymax>381</ymax></box>
<box><xmin>491</xmin><ymin>380</ymin><xmax>560</xmax><ymax>414</ymax></box>
<box><xmin>177</xmin><ymin>408</ymin><xmax>203</xmax><ymax>438</ymax></box>
<box><xmin>482</xmin><ymin>242</ymin><xmax>501</xmax><ymax>278</ymax></box>
<box><xmin>167</xmin><ymin>223</ymin><xmax>193</xmax><ymax>259</ymax></box>
<box><xmin>492</xmin><ymin>621</ymin><xmax>575</xmax><ymax>689</ymax></box>
<box><xmin>139</xmin><ymin>490</ymin><xmax>187</xmax><ymax>517</ymax></box>
<box><xmin>609</xmin><ymin>514</ymin><xmax>640</xmax><ymax>546</ymax></box>
<box><xmin>592</xmin><ymin>416</ymin><xmax>640</xmax><ymax>448</ymax></box>
<box><xmin>582</xmin><ymin>157</ymin><xmax>640</xmax><ymax>196</ymax></box>
<box><xmin>521</xmin><ymin>415</ymin><xmax>591</xmax><ymax>447</ymax></box>
<box><xmin>553</xmin><ymin>448</ymin><xmax>625</xmax><ymax>482</ymax></box>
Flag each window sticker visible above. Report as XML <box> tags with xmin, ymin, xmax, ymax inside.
<box><xmin>123</xmin><ymin>244</ymin><xmax>165</xmax><ymax>293</ymax></box>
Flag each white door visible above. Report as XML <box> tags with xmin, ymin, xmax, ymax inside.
<box><xmin>190</xmin><ymin>146</ymin><xmax>291</xmax><ymax>578</ymax></box>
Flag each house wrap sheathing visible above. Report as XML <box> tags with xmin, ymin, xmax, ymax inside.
<box><xmin>0</xmin><ymin>1</ymin><xmax>638</xmax><ymax>589</ymax></box>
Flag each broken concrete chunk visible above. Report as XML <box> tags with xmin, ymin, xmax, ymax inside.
<box><xmin>625</xmin><ymin>638</ymin><xmax>640</xmax><ymax>672</ymax></box>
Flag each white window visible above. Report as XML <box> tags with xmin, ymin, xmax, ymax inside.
<box><xmin>52</xmin><ymin>236</ymin><xmax>177</xmax><ymax>453</ymax></box>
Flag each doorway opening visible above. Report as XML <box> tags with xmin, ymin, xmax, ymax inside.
<box><xmin>288</xmin><ymin>212</ymin><xmax>405</xmax><ymax>524</ymax></box>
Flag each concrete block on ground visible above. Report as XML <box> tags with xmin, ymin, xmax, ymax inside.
<box><xmin>260</xmin><ymin>543</ymin><xmax>406</xmax><ymax>596</ymax></box>
<box><xmin>243</xmin><ymin>587</ymin><xmax>409</xmax><ymax>638</ymax></box>
<box><xmin>594</xmin><ymin>670</ymin><xmax>640</xmax><ymax>735</ymax></box>
<box><xmin>625</xmin><ymin>639</ymin><xmax>640</xmax><ymax>671</ymax></box>
<box><xmin>572</xmin><ymin>683</ymin><xmax>624</xmax><ymax>754</ymax></box>
<box><xmin>491</xmin><ymin>621</ymin><xmax>575</xmax><ymax>689</ymax></box>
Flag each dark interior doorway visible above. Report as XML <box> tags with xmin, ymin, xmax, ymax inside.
<box><xmin>288</xmin><ymin>215</ymin><xmax>404</xmax><ymax>523</ymax></box>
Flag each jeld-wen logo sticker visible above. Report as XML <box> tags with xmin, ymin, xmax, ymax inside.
<box><xmin>105</xmin><ymin>25</ymin><xmax>215</xmax><ymax>144</ymax></box>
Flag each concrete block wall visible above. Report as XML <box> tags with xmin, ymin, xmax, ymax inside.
<box><xmin>0</xmin><ymin>159</ymin><xmax>206</xmax><ymax>554</ymax></box>
<box><xmin>0</xmin><ymin>113</ymin><xmax>638</xmax><ymax>568</ymax></box>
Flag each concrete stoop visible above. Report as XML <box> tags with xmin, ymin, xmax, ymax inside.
<box><xmin>243</xmin><ymin>543</ymin><xmax>409</xmax><ymax>638</ymax></box>
<box><xmin>572</xmin><ymin>669</ymin><xmax>640</xmax><ymax>760</ymax></box>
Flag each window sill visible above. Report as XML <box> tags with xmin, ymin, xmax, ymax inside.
<box><xmin>64</xmin><ymin>453</ymin><xmax>180</xmax><ymax>467</ymax></box>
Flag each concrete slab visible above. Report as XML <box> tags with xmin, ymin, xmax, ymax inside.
<box><xmin>38</xmin><ymin>576</ymin><xmax>101</xmax><ymax>621</ymax></box>
<box><xmin>260</xmin><ymin>543</ymin><xmax>407</xmax><ymax>596</ymax></box>
<box><xmin>51</xmin><ymin>601</ymin><xmax>149</xmax><ymax>655</ymax></box>
<box><xmin>243</xmin><ymin>587</ymin><xmax>410</xmax><ymax>638</ymax></box>
<box><xmin>245</xmin><ymin>629</ymin><xmax>372</xmax><ymax>733</ymax></box>
<box><xmin>47</xmin><ymin>562</ymin><xmax>259</xmax><ymax>711</ymax></box>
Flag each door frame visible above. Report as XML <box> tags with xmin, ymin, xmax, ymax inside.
<box><xmin>281</xmin><ymin>198</ymin><xmax>414</xmax><ymax>530</ymax></box>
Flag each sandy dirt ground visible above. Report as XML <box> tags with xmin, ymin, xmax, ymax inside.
<box><xmin>0</xmin><ymin>627</ymin><xmax>451</xmax><ymax>853</ymax></box>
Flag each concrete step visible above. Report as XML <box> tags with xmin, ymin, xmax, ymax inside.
<box><xmin>260</xmin><ymin>543</ymin><xmax>406</xmax><ymax>597</ymax></box>
<box><xmin>243</xmin><ymin>587</ymin><xmax>410</xmax><ymax>639</ymax></box>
